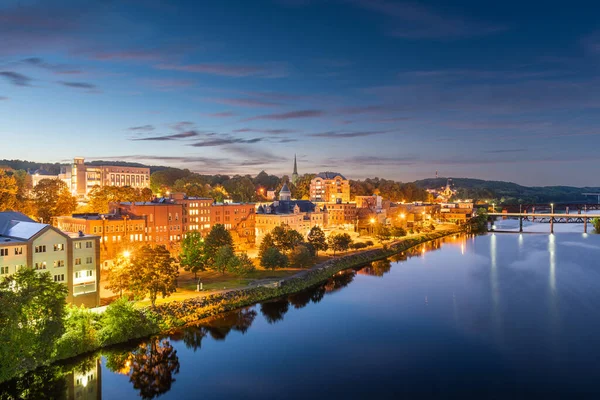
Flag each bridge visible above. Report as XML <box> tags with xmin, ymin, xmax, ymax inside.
<box><xmin>499</xmin><ymin>203</ymin><xmax>600</xmax><ymax>213</ymax></box>
<box><xmin>488</xmin><ymin>212</ymin><xmax>598</xmax><ymax>233</ymax></box>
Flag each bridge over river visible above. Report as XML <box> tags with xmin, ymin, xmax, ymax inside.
<box><xmin>488</xmin><ymin>212</ymin><xmax>598</xmax><ymax>233</ymax></box>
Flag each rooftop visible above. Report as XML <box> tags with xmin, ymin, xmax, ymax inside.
<box><xmin>316</xmin><ymin>171</ymin><xmax>347</xmax><ymax>180</ymax></box>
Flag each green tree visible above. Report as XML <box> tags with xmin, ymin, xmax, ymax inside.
<box><xmin>392</xmin><ymin>226</ymin><xmax>407</xmax><ymax>237</ymax></box>
<box><xmin>97</xmin><ymin>298</ymin><xmax>159</xmax><ymax>346</ymax></box>
<box><xmin>290</xmin><ymin>174</ymin><xmax>315</xmax><ymax>200</ymax></box>
<box><xmin>0</xmin><ymin>169</ymin><xmax>18</xmax><ymax>211</ymax></box>
<box><xmin>260</xmin><ymin>247</ymin><xmax>288</xmax><ymax>270</ymax></box>
<box><xmin>33</xmin><ymin>178</ymin><xmax>77</xmax><ymax>223</ymax></box>
<box><xmin>213</xmin><ymin>245</ymin><xmax>235</xmax><ymax>275</ymax></box>
<box><xmin>289</xmin><ymin>244</ymin><xmax>314</xmax><ymax>268</ymax></box>
<box><xmin>0</xmin><ymin>268</ymin><xmax>67</xmax><ymax>382</ymax></box>
<box><xmin>472</xmin><ymin>208</ymin><xmax>489</xmax><ymax>232</ymax></box>
<box><xmin>223</xmin><ymin>175</ymin><xmax>256</xmax><ymax>202</ymax></box>
<box><xmin>227</xmin><ymin>253</ymin><xmax>256</xmax><ymax>277</ymax></box>
<box><xmin>55</xmin><ymin>305</ymin><xmax>99</xmax><ymax>359</ymax></box>
<box><xmin>307</xmin><ymin>226</ymin><xmax>328</xmax><ymax>256</ymax></box>
<box><xmin>129</xmin><ymin>245</ymin><xmax>178</xmax><ymax>307</ymax></box>
<box><xmin>204</xmin><ymin>224</ymin><xmax>234</xmax><ymax>264</ymax></box>
<box><xmin>271</xmin><ymin>224</ymin><xmax>304</xmax><ymax>253</ymax></box>
<box><xmin>179</xmin><ymin>231</ymin><xmax>206</xmax><ymax>278</ymax></box>
<box><xmin>105</xmin><ymin>253</ymin><xmax>132</xmax><ymax>298</ymax></box>
<box><xmin>328</xmin><ymin>233</ymin><xmax>353</xmax><ymax>255</ymax></box>
<box><xmin>376</xmin><ymin>225</ymin><xmax>392</xmax><ymax>242</ymax></box>
<box><xmin>592</xmin><ymin>218</ymin><xmax>600</xmax><ymax>234</ymax></box>
<box><xmin>258</xmin><ymin>233</ymin><xmax>276</xmax><ymax>259</ymax></box>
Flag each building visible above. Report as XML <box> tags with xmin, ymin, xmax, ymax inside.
<box><xmin>58</xmin><ymin>157</ymin><xmax>150</xmax><ymax>199</ymax></box>
<box><xmin>169</xmin><ymin>193</ymin><xmax>213</xmax><ymax>234</ymax></box>
<box><xmin>111</xmin><ymin>202</ymin><xmax>184</xmax><ymax>253</ymax></box>
<box><xmin>210</xmin><ymin>203</ymin><xmax>256</xmax><ymax>250</ymax></box>
<box><xmin>325</xmin><ymin>202</ymin><xmax>357</xmax><ymax>229</ymax></box>
<box><xmin>310</xmin><ymin>172</ymin><xmax>350</xmax><ymax>204</ymax></box>
<box><xmin>291</xmin><ymin>154</ymin><xmax>299</xmax><ymax>185</ymax></box>
<box><xmin>56</xmin><ymin>213</ymin><xmax>147</xmax><ymax>268</ymax></box>
<box><xmin>0</xmin><ymin>211</ymin><xmax>100</xmax><ymax>307</ymax></box>
<box><xmin>255</xmin><ymin>184</ymin><xmax>324</xmax><ymax>244</ymax></box>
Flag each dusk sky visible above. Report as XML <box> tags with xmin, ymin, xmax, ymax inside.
<box><xmin>2</xmin><ymin>0</ymin><xmax>600</xmax><ymax>186</ymax></box>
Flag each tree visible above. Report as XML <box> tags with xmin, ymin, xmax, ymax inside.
<box><xmin>0</xmin><ymin>269</ymin><xmax>67</xmax><ymax>382</ymax></box>
<box><xmin>105</xmin><ymin>253</ymin><xmax>132</xmax><ymax>298</ymax></box>
<box><xmin>307</xmin><ymin>226</ymin><xmax>328</xmax><ymax>256</ymax></box>
<box><xmin>472</xmin><ymin>208</ymin><xmax>489</xmax><ymax>232</ymax></box>
<box><xmin>376</xmin><ymin>225</ymin><xmax>392</xmax><ymax>242</ymax></box>
<box><xmin>593</xmin><ymin>218</ymin><xmax>600</xmax><ymax>234</ymax></box>
<box><xmin>328</xmin><ymin>233</ymin><xmax>353</xmax><ymax>255</ymax></box>
<box><xmin>260</xmin><ymin>247</ymin><xmax>288</xmax><ymax>270</ymax></box>
<box><xmin>213</xmin><ymin>245</ymin><xmax>235</xmax><ymax>275</ymax></box>
<box><xmin>204</xmin><ymin>224</ymin><xmax>234</xmax><ymax>264</ymax></box>
<box><xmin>179</xmin><ymin>231</ymin><xmax>206</xmax><ymax>278</ymax></box>
<box><xmin>0</xmin><ymin>169</ymin><xmax>18</xmax><ymax>211</ymax></box>
<box><xmin>227</xmin><ymin>253</ymin><xmax>256</xmax><ymax>277</ymax></box>
<box><xmin>271</xmin><ymin>224</ymin><xmax>304</xmax><ymax>253</ymax></box>
<box><xmin>258</xmin><ymin>233</ymin><xmax>276</xmax><ymax>259</ymax></box>
<box><xmin>392</xmin><ymin>226</ymin><xmax>407</xmax><ymax>238</ymax></box>
<box><xmin>129</xmin><ymin>245</ymin><xmax>178</xmax><ymax>307</ymax></box>
<box><xmin>32</xmin><ymin>178</ymin><xmax>77</xmax><ymax>223</ymax></box>
<box><xmin>289</xmin><ymin>244</ymin><xmax>314</xmax><ymax>268</ymax></box>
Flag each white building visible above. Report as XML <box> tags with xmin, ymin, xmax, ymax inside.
<box><xmin>0</xmin><ymin>212</ymin><xmax>100</xmax><ymax>307</ymax></box>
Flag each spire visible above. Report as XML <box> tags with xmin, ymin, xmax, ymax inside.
<box><xmin>291</xmin><ymin>154</ymin><xmax>299</xmax><ymax>185</ymax></box>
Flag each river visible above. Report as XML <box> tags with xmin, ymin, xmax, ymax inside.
<box><xmin>3</xmin><ymin>233</ymin><xmax>600</xmax><ymax>399</ymax></box>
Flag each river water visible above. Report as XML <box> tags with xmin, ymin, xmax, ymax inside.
<box><xmin>3</xmin><ymin>233</ymin><xmax>600</xmax><ymax>399</ymax></box>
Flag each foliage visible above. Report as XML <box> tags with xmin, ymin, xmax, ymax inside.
<box><xmin>376</xmin><ymin>225</ymin><xmax>392</xmax><ymax>242</ymax></box>
<box><xmin>472</xmin><ymin>208</ymin><xmax>489</xmax><ymax>232</ymax></box>
<box><xmin>307</xmin><ymin>226</ymin><xmax>328</xmax><ymax>255</ymax></box>
<box><xmin>328</xmin><ymin>233</ymin><xmax>353</xmax><ymax>255</ymax></box>
<box><xmin>271</xmin><ymin>224</ymin><xmax>304</xmax><ymax>253</ymax></box>
<box><xmin>227</xmin><ymin>253</ymin><xmax>256</xmax><ymax>277</ymax></box>
<box><xmin>129</xmin><ymin>245</ymin><xmax>178</xmax><ymax>307</ymax></box>
<box><xmin>97</xmin><ymin>298</ymin><xmax>160</xmax><ymax>346</ymax></box>
<box><xmin>55</xmin><ymin>305</ymin><xmax>100</xmax><ymax>359</ymax></box>
<box><xmin>392</xmin><ymin>226</ymin><xmax>407</xmax><ymax>237</ymax></box>
<box><xmin>0</xmin><ymin>269</ymin><xmax>67</xmax><ymax>382</ymax></box>
<box><xmin>213</xmin><ymin>245</ymin><xmax>235</xmax><ymax>275</ymax></box>
<box><xmin>105</xmin><ymin>253</ymin><xmax>132</xmax><ymax>298</ymax></box>
<box><xmin>350</xmin><ymin>242</ymin><xmax>368</xmax><ymax>250</ymax></box>
<box><xmin>179</xmin><ymin>231</ymin><xmax>206</xmax><ymax>278</ymax></box>
<box><xmin>258</xmin><ymin>233</ymin><xmax>276</xmax><ymax>259</ymax></box>
<box><xmin>350</xmin><ymin>178</ymin><xmax>431</xmax><ymax>202</ymax></box>
<box><xmin>260</xmin><ymin>247</ymin><xmax>288</xmax><ymax>270</ymax></box>
<box><xmin>32</xmin><ymin>178</ymin><xmax>77</xmax><ymax>222</ymax></box>
<box><xmin>289</xmin><ymin>173</ymin><xmax>315</xmax><ymax>200</ymax></box>
<box><xmin>222</xmin><ymin>175</ymin><xmax>257</xmax><ymax>202</ymax></box>
<box><xmin>289</xmin><ymin>244</ymin><xmax>315</xmax><ymax>268</ymax></box>
<box><xmin>593</xmin><ymin>218</ymin><xmax>600</xmax><ymax>234</ymax></box>
<box><xmin>88</xmin><ymin>185</ymin><xmax>153</xmax><ymax>213</ymax></box>
<box><xmin>204</xmin><ymin>224</ymin><xmax>234</xmax><ymax>264</ymax></box>
<box><xmin>0</xmin><ymin>169</ymin><xmax>18</xmax><ymax>211</ymax></box>
<box><xmin>365</xmin><ymin>240</ymin><xmax>374</xmax><ymax>246</ymax></box>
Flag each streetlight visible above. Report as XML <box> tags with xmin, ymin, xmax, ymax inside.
<box><xmin>550</xmin><ymin>203</ymin><xmax>554</xmax><ymax>214</ymax></box>
<box><xmin>492</xmin><ymin>203</ymin><xmax>495</xmax><ymax>213</ymax></box>
<box><xmin>123</xmin><ymin>250</ymin><xmax>130</xmax><ymax>258</ymax></box>
<box><xmin>370</xmin><ymin>218</ymin><xmax>375</xmax><ymax>236</ymax></box>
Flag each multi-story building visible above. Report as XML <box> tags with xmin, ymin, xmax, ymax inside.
<box><xmin>111</xmin><ymin>202</ymin><xmax>183</xmax><ymax>253</ymax></box>
<box><xmin>211</xmin><ymin>203</ymin><xmax>255</xmax><ymax>250</ymax></box>
<box><xmin>324</xmin><ymin>202</ymin><xmax>357</xmax><ymax>229</ymax></box>
<box><xmin>169</xmin><ymin>193</ymin><xmax>213</xmax><ymax>234</ymax></box>
<box><xmin>256</xmin><ymin>184</ymin><xmax>324</xmax><ymax>245</ymax></box>
<box><xmin>57</xmin><ymin>157</ymin><xmax>150</xmax><ymax>199</ymax></box>
<box><xmin>310</xmin><ymin>172</ymin><xmax>350</xmax><ymax>204</ymax></box>
<box><xmin>0</xmin><ymin>211</ymin><xmax>100</xmax><ymax>307</ymax></box>
<box><xmin>56</xmin><ymin>213</ymin><xmax>147</xmax><ymax>268</ymax></box>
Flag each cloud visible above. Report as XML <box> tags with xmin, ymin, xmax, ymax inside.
<box><xmin>172</xmin><ymin>121</ymin><xmax>195</xmax><ymax>132</ymax></box>
<box><xmin>336</xmin><ymin>105</ymin><xmax>389</xmax><ymax>115</ymax></box>
<box><xmin>58</xmin><ymin>81</ymin><xmax>96</xmax><ymax>89</ymax></box>
<box><xmin>128</xmin><ymin>125</ymin><xmax>155</xmax><ymax>132</ymax></box>
<box><xmin>326</xmin><ymin>155</ymin><xmax>418</xmax><ymax>166</ymax></box>
<box><xmin>245</xmin><ymin>110</ymin><xmax>324</xmax><ymax>121</ymax></box>
<box><xmin>309</xmin><ymin>130</ymin><xmax>392</xmax><ymax>138</ymax></box>
<box><xmin>483</xmin><ymin>149</ymin><xmax>528</xmax><ymax>154</ymax></box>
<box><xmin>0</xmin><ymin>71</ymin><xmax>32</xmax><ymax>86</ymax></box>
<box><xmin>0</xmin><ymin>96</ymin><xmax>7</xmax><ymax>101</ymax></box>
<box><xmin>346</xmin><ymin>0</ymin><xmax>507</xmax><ymax>39</ymax></box>
<box><xmin>141</xmin><ymin>78</ymin><xmax>195</xmax><ymax>90</ymax></box>
<box><xmin>204</xmin><ymin>111</ymin><xmax>237</xmax><ymax>117</ymax></box>
<box><xmin>208</xmin><ymin>97</ymin><xmax>282</xmax><ymax>107</ymax></box>
<box><xmin>155</xmin><ymin>63</ymin><xmax>288</xmax><ymax>78</ymax></box>
<box><xmin>132</xmin><ymin>131</ymin><xmax>201</xmax><ymax>141</ymax></box>
<box><xmin>189</xmin><ymin>137</ymin><xmax>265</xmax><ymax>147</ymax></box>
<box><xmin>233</xmin><ymin>128</ymin><xmax>298</xmax><ymax>134</ymax></box>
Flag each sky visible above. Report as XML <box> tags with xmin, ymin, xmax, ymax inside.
<box><xmin>2</xmin><ymin>0</ymin><xmax>600</xmax><ymax>186</ymax></box>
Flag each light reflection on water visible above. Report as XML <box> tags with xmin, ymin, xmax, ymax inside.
<box><xmin>4</xmin><ymin>233</ymin><xmax>600</xmax><ymax>399</ymax></box>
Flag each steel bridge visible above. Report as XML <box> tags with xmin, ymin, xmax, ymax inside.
<box><xmin>488</xmin><ymin>212</ymin><xmax>598</xmax><ymax>233</ymax></box>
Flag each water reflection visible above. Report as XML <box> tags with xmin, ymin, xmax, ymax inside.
<box><xmin>128</xmin><ymin>339</ymin><xmax>180</xmax><ymax>399</ymax></box>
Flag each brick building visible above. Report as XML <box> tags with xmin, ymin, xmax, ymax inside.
<box><xmin>210</xmin><ymin>203</ymin><xmax>256</xmax><ymax>250</ymax></box>
<box><xmin>310</xmin><ymin>172</ymin><xmax>350</xmax><ymax>204</ymax></box>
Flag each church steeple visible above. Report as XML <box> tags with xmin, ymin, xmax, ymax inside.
<box><xmin>291</xmin><ymin>154</ymin><xmax>299</xmax><ymax>185</ymax></box>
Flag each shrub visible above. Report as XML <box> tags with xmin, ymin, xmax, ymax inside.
<box><xmin>365</xmin><ymin>240</ymin><xmax>374</xmax><ymax>247</ymax></box>
<box><xmin>55</xmin><ymin>305</ymin><xmax>100</xmax><ymax>359</ymax></box>
<box><xmin>98</xmin><ymin>298</ymin><xmax>160</xmax><ymax>346</ymax></box>
<box><xmin>289</xmin><ymin>244</ymin><xmax>314</xmax><ymax>268</ymax></box>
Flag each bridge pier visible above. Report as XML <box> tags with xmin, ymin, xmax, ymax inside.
<box><xmin>550</xmin><ymin>218</ymin><xmax>554</xmax><ymax>234</ymax></box>
<box><xmin>584</xmin><ymin>218</ymin><xmax>588</xmax><ymax>233</ymax></box>
<box><xmin>519</xmin><ymin>216</ymin><xmax>523</xmax><ymax>233</ymax></box>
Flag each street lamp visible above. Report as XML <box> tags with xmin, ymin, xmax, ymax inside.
<box><xmin>550</xmin><ymin>203</ymin><xmax>554</xmax><ymax>214</ymax></box>
<box><xmin>492</xmin><ymin>203</ymin><xmax>495</xmax><ymax>212</ymax></box>
<box><xmin>370</xmin><ymin>218</ymin><xmax>375</xmax><ymax>236</ymax></box>
<box><xmin>123</xmin><ymin>250</ymin><xmax>130</xmax><ymax>258</ymax></box>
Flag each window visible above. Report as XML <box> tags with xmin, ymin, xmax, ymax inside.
<box><xmin>14</xmin><ymin>247</ymin><xmax>22</xmax><ymax>255</ymax></box>
<box><xmin>54</xmin><ymin>274</ymin><xmax>65</xmax><ymax>282</ymax></box>
<box><xmin>86</xmin><ymin>257</ymin><xmax>93</xmax><ymax>264</ymax></box>
<box><xmin>75</xmin><ymin>258</ymin><xmax>81</xmax><ymax>265</ymax></box>
<box><xmin>0</xmin><ymin>266</ymin><xmax>8</xmax><ymax>275</ymax></box>
<box><xmin>54</xmin><ymin>244</ymin><xmax>64</xmax><ymax>251</ymax></box>
<box><xmin>0</xmin><ymin>249</ymin><xmax>7</xmax><ymax>256</ymax></box>
<box><xmin>53</xmin><ymin>260</ymin><xmax>65</xmax><ymax>267</ymax></box>
<box><xmin>75</xmin><ymin>242</ymin><xmax>82</xmax><ymax>249</ymax></box>
<box><xmin>86</xmin><ymin>270</ymin><xmax>93</xmax><ymax>277</ymax></box>
<box><xmin>35</xmin><ymin>262</ymin><xmax>47</xmax><ymax>270</ymax></box>
<box><xmin>35</xmin><ymin>245</ymin><xmax>47</xmax><ymax>253</ymax></box>
<box><xmin>86</xmin><ymin>241</ymin><xmax>93</xmax><ymax>248</ymax></box>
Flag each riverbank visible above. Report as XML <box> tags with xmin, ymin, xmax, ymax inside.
<box><xmin>1</xmin><ymin>227</ymin><xmax>465</xmax><ymax>384</ymax></box>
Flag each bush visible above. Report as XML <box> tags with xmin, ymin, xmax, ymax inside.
<box><xmin>289</xmin><ymin>244</ymin><xmax>314</xmax><ymax>268</ymax></box>
<box><xmin>365</xmin><ymin>240</ymin><xmax>374</xmax><ymax>247</ymax></box>
<box><xmin>260</xmin><ymin>247</ymin><xmax>288</xmax><ymax>270</ymax></box>
<box><xmin>98</xmin><ymin>298</ymin><xmax>160</xmax><ymax>346</ymax></box>
<box><xmin>55</xmin><ymin>305</ymin><xmax>100</xmax><ymax>359</ymax></box>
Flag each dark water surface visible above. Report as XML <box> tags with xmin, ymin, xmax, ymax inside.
<box><xmin>4</xmin><ymin>233</ymin><xmax>600</xmax><ymax>399</ymax></box>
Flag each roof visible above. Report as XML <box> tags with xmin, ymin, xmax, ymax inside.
<box><xmin>280</xmin><ymin>183</ymin><xmax>291</xmax><ymax>193</ymax></box>
<box><xmin>258</xmin><ymin>200</ymin><xmax>317</xmax><ymax>215</ymax></box>
<box><xmin>0</xmin><ymin>212</ymin><xmax>47</xmax><ymax>240</ymax></box>
<box><xmin>316</xmin><ymin>171</ymin><xmax>346</xmax><ymax>180</ymax></box>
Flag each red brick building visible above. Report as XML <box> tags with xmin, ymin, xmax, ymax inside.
<box><xmin>210</xmin><ymin>203</ymin><xmax>256</xmax><ymax>250</ymax></box>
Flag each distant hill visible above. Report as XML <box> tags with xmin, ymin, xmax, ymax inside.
<box><xmin>414</xmin><ymin>178</ymin><xmax>600</xmax><ymax>204</ymax></box>
<box><xmin>0</xmin><ymin>159</ymin><xmax>168</xmax><ymax>174</ymax></box>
